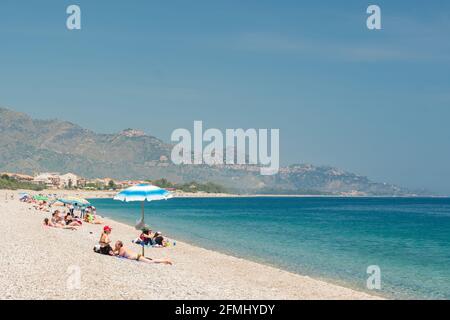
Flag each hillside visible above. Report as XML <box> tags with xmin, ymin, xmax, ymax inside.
<box><xmin>0</xmin><ymin>107</ymin><xmax>421</xmax><ymax>195</ymax></box>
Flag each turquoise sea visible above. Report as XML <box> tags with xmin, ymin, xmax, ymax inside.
<box><xmin>89</xmin><ymin>197</ymin><xmax>450</xmax><ymax>299</ymax></box>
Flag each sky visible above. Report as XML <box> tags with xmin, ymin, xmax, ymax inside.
<box><xmin>0</xmin><ymin>0</ymin><xmax>449</xmax><ymax>193</ymax></box>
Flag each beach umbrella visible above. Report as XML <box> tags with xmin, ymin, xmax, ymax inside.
<box><xmin>33</xmin><ymin>195</ymin><xmax>49</xmax><ymax>201</ymax></box>
<box><xmin>57</xmin><ymin>196</ymin><xmax>91</xmax><ymax>207</ymax></box>
<box><xmin>113</xmin><ymin>184</ymin><xmax>173</xmax><ymax>256</ymax></box>
<box><xmin>51</xmin><ymin>200</ymin><xmax>65</xmax><ymax>207</ymax></box>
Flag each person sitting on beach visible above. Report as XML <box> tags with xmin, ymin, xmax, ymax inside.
<box><xmin>51</xmin><ymin>211</ymin><xmax>65</xmax><ymax>227</ymax></box>
<box><xmin>43</xmin><ymin>218</ymin><xmax>77</xmax><ymax>230</ymax></box>
<box><xmin>113</xmin><ymin>241</ymin><xmax>172</xmax><ymax>265</ymax></box>
<box><xmin>84</xmin><ymin>212</ymin><xmax>102</xmax><ymax>225</ymax></box>
<box><xmin>137</xmin><ymin>228</ymin><xmax>154</xmax><ymax>246</ymax></box>
<box><xmin>98</xmin><ymin>226</ymin><xmax>114</xmax><ymax>256</ymax></box>
<box><xmin>152</xmin><ymin>231</ymin><xmax>167</xmax><ymax>247</ymax></box>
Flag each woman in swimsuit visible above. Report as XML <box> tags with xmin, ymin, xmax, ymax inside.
<box><xmin>99</xmin><ymin>226</ymin><xmax>114</xmax><ymax>255</ymax></box>
<box><xmin>65</xmin><ymin>213</ymin><xmax>82</xmax><ymax>226</ymax></box>
<box><xmin>113</xmin><ymin>241</ymin><xmax>172</xmax><ymax>265</ymax></box>
<box><xmin>43</xmin><ymin>218</ymin><xmax>77</xmax><ymax>230</ymax></box>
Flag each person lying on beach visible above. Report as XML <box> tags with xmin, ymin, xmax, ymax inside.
<box><xmin>113</xmin><ymin>241</ymin><xmax>172</xmax><ymax>265</ymax></box>
<box><xmin>43</xmin><ymin>218</ymin><xmax>77</xmax><ymax>230</ymax></box>
<box><xmin>33</xmin><ymin>201</ymin><xmax>48</xmax><ymax>212</ymax></box>
<box><xmin>39</xmin><ymin>201</ymin><xmax>49</xmax><ymax>212</ymax></box>
<box><xmin>84</xmin><ymin>212</ymin><xmax>102</xmax><ymax>224</ymax></box>
<box><xmin>98</xmin><ymin>226</ymin><xmax>114</xmax><ymax>256</ymax></box>
<box><xmin>65</xmin><ymin>213</ymin><xmax>82</xmax><ymax>226</ymax></box>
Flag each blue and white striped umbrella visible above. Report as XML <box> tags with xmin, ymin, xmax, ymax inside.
<box><xmin>113</xmin><ymin>184</ymin><xmax>173</xmax><ymax>202</ymax></box>
<box><xmin>113</xmin><ymin>184</ymin><xmax>173</xmax><ymax>256</ymax></box>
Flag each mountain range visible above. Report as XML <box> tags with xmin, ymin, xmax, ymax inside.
<box><xmin>0</xmin><ymin>107</ymin><xmax>425</xmax><ymax>195</ymax></box>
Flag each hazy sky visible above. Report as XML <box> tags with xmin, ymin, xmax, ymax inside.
<box><xmin>0</xmin><ymin>0</ymin><xmax>449</xmax><ymax>193</ymax></box>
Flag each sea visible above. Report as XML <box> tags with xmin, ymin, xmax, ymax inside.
<box><xmin>89</xmin><ymin>197</ymin><xmax>450</xmax><ymax>299</ymax></box>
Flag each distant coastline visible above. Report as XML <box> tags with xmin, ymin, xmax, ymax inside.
<box><xmin>4</xmin><ymin>189</ymin><xmax>446</xmax><ymax>200</ymax></box>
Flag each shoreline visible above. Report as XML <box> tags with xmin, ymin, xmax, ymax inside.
<box><xmin>7</xmin><ymin>189</ymin><xmax>444</xmax><ymax>199</ymax></box>
<box><xmin>0</xmin><ymin>189</ymin><xmax>382</xmax><ymax>300</ymax></box>
<box><xmin>107</xmin><ymin>214</ymin><xmax>387</xmax><ymax>299</ymax></box>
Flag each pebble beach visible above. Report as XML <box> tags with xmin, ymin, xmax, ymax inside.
<box><xmin>0</xmin><ymin>190</ymin><xmax>381</xmax><ymax>300</ymax></box>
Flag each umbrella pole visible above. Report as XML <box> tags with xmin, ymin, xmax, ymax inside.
<box><xmin>141</xmin><ymin>201</ymin><xmax>145</xmax><ymax>257</ymax></box>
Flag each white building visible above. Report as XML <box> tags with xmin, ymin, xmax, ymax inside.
<box><xmin>33</xmin><ymin>172</ymin><xmax>84</xmax><ymax>189</ymax></box>
<box><xmin>59</xmin><ymin>173</ymin><xmax>80</xmax><ymax>188</ymax></box>
<box><xmin>33</xmin><ymin>173</ymin><xmax>61</xmax><ymax>188</ymax></box>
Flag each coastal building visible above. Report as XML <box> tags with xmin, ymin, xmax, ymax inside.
<box><xmin>59</xmin><ymin>173</ymin><xmax>80</xmax><ymax>188</ymax></box>
<box><xmin>33</xmin><ymin>173</ymin><xmax>61</xmax><ymax>189</ymax></box>
<box><xmin>33</xmin><ymin>172</ymin><xmax>85</xmax><ymax>189</ymax></box>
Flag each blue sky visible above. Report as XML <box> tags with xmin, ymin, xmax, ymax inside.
<box><xmin>0</xmin><ymin>0</ymin><xmax>449</xmax><ymax>193</ymax></box>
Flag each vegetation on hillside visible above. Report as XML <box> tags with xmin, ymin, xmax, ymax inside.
<box><xmin>84</xmin><ymin>180</ymin><xmax>118</xmax><ymax>191</ymax></box>
<box><xmin>0</xmin><ymin>107</ymin><xmax>420</xmax><ymax>196</ymax></box>
<box><xmin>150</xmin><ymin>178</ymin><xmax>228</xmax><ymax>194</ymax></box>
<box><xmin>0</xmin><ymin>174</ymin><xmax>44</xmax><ymax>191</ymax></box>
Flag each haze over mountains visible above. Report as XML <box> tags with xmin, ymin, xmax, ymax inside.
<box><xmin>0</xmin><ymin>107</ymin><xmax>424</xmax><ymax>195</ymax></box>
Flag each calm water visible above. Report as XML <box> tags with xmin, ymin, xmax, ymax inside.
<box><xmin>89</xmin><ymin>197</ymin><xmax>450</xmax><ymax>299</ymax></box>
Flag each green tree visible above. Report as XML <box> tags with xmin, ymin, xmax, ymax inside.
<box><xmin>108</xmin><ymin>180</ymin><xmax>117</xmax><ymax>190</ymax></box>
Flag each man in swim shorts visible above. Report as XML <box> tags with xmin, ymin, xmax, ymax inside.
<box><xmin>113</xmin><ymin>241</ymin><xmax>172</xmax><ymax>265</ymax></box>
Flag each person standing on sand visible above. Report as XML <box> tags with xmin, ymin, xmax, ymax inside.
<box><xmin>99</xmin><ymin>226</ymin><xmax>114</xmax><ymax>256</ymax></box>
<box><xmin>113</xmin><ymin>241</ymin><xmax>172</xmax><ymax>265</ymax></box>
<box><xmin>68</xmin><ymin>204</ymin><xmax>74</xmax><ymax>216</ymax></box>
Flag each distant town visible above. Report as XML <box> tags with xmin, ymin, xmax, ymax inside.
<box><xmin>1</xmin><ymin>171</ymin><xmax>144</xmax><ymax>189</ymax></box>
<box><xmin>0</xmin><ymin>171</ymin><xmax>228</xmax><ymax>194</ymax></box>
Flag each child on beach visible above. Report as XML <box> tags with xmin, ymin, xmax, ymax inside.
<box><xmin>113</xmin><ymin>241</ymin><xmax>172</xmax><ymax>265</ymax></box>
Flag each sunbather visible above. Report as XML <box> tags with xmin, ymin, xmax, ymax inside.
<box><xmin>113</xmin><ymin>241</ymin><xmax>172</xmax><ymax>265</ymax></box>
<box><xmin>84</xmin><ymin>212</ymin><xmax>102</xmax><ymax>224</ymax></box>
<box><xmin>51</xmin><ymin>211</ymin><xmax>66</xmax><ymax>227</ymax></box>
<box><xmin>65</xmin><ymin>213</ymin><xmax>82</xmax><ymax>226</ymax></box>
<box><xmin>43</xmin><ymin>218</ymin><xmax>77</xmax><ymax>230</ymax></box>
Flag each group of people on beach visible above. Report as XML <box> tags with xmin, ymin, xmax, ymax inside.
<box><xmin>96</xmin><ymin>226</ymin><xmax>172</xmax><ymax>265</ymax></box>
<box><xmin>23</xmin><ymin>194</ymin><xmax>173</xmax><ymax>266</ymax></box>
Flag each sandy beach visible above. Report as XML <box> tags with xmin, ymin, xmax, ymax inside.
<box><xmin>0</xmin><ymin>190</ymin><xmax>381</xmax><ymax>300</ymax></box>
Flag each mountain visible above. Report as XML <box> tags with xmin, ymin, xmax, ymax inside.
<box><xmin>0</xmin><ymin>107</ymin><xmax>423</xmax><ymax>195</ymax></box>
